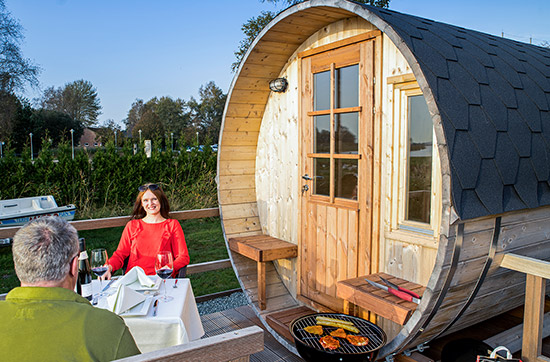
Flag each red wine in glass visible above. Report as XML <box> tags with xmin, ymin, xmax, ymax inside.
<box><xmin>156</xmin><ymin>269</ymin><xmax>173</xmax><ymax>279</ymax></box>
<box><xmin>92</xmin><ymin>266</ymin><xmax>108</xmax><ymax>278</ymax></box>
<box><xmin>155</xmin><ymin>251</ymin><xmax>174</xmax><ymax>302</ymax></box>
<box><xmin>91</xmin><ymin>248</ymin><xmax>109</xmax><ymax>297</ymax></box>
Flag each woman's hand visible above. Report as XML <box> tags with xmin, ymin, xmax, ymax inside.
<box><xmin>100</xmin><ymin>264</ymin><xmax>113</xmax><ymax>280</ymax></box>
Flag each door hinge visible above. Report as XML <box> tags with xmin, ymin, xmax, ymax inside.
<box><xmin>373</xmin><ymin>106</ymin><xmax>376</xmax><ymax>115</ymax></box>
<box><xmin>373</xmin><ymin>76</ymin><xmax>376</xmax><ymax>85</ymax></box>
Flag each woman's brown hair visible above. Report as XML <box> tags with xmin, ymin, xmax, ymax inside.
<box><xmin>131</xmin><ymin>183</ymin><xmax>171</xmax><ymax>219</ymax></box>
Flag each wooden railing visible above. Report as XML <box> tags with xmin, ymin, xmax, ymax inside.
<box><xmin>0</xmin><ymin>207</ymin><xmax>220</xmax><ymax>238</ymax></box>
<box><xmin>501</xmin><ymin>253</ymin><xmax>550</xmax><ymax>362</ymax></box>
<box><xmin>0</xmin><ymin>207</ymin><xmax>239</xmax><ymax>300</ymax></box>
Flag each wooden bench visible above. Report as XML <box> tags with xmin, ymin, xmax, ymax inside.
<box><xmin>266</xmin><ymin>305</ymin><xmax>316</xmax><ymax>342</ymax></box>
<box><xmin>114</xmin><ymin>326</ymin><xmax>264</xmax><ymax>362</ymax></box>
<box><xmin>336</xmin><ymin>272</ymin><xmax>424</xmax><ymax>325</ymax></box>
<box><xmin>228</xmin><ymin>235</ymin><xmax>298</xmax><ymax>310</ymax></box>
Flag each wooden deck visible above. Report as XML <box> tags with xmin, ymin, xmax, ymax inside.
<box><xmin>200</xmin><ymin>305</ymin><xmax>304</xmax><ymax>362</ymax></box>
<box><xmin>199</xmin><ymin>301</ymin><xmax>550</xmax><ymax>361</ymax></box>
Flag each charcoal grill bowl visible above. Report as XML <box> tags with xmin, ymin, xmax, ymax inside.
<box><xmin>290</xmin><ymin>313</ymin><xmax>387</xmax><ymax>362</ymax></box>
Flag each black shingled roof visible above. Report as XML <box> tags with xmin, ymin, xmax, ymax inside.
<box><xmin>361</xmin><ymin>4</ymin><xmax>550</xmax><ymax>220</ymax></box>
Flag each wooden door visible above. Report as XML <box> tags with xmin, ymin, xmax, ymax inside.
<box><xmin>299</xmin><ymin>39</ymin><xmax>375</xmax><ymax>311</ymax></box>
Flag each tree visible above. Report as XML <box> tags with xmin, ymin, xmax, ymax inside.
<box><xmin>188</xmin><ymin>81</ymin><xmax>226</xmax><ymax>144</ymax></box>
<box><xmin>156</xmin><ymin>96</ymin><xmax>190</xmax><ymax>136</ymax></box>
<box><xmin>9</xmin><ymin>96</ymin><xmax>32</xmax><ymax>151</ymax></box>
<box><xmin>0</xmin><ymin>91</ymin><xmax>21</xmax><ymax>140</ymax></box>
<box><xmin>122</xmin><ymin>84</ymin><xmax>225</xmax><ymax>146</ymax></box>
<box><xmin>133</xmin><ymin>104</ymin><xmax>164</xmax><ymax>140</ymax></box>
<box><xmin>0</xmin><ymin>0</ymin><xmax>40</xmax><ymax>142</ymax></box>
<box><xmin>40</xmin><ymin>79</ymin><xmax>102</xmax><ymax>127</ymax></box>
<box><xmin>124</xmin><ymin>98</ymin><xmax>145</xmax><ymax>137</ymax></box>
<box><xmin>232</xmin><ymin>0</ymin><xmax>390</xmax><ymax>71</ymax></box>
<box><xmin>231</xmin><ymin>11</ymin><xmax>275</xmax><ymax>72</ymax></box>
<box><xmin>29</xmin><ymin>109</ymin><xmax>83</xmax><ymax>147</ymax></box>
<box><xmin>124</xmin><ymin>96</ymin><xmax>188</xmax><ymax>140</ymax></box>
<box><xmin>94</xmin><ymin>119</ymin><xmax>122</xmax><ymax>146</ymax></box>
<box><xmin>0</xmin><ymin>0</ymin><xmax>40</xmax><ymax>94</ymax></box>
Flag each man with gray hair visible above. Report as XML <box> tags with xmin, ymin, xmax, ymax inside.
<box><xmin>0</xmin><ymin>217</ymin><xmax>140</xmax><ymax>361</ymax></box>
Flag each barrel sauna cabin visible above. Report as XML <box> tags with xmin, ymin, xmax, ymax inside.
<box><xmin>217</xmin><ymin>0</ymin><xmax>550</xmax><ymax>359</ymax></box>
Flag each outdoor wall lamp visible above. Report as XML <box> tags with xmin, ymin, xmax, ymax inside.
<box><xmin>269</xmin><ymin>78</ymin><xmax>288</xmax><ymax>93</ymax></box>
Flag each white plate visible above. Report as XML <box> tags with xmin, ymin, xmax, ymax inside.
<box><xmin>120</xmin><ymin>296</ymin><xmax>154</xmax><ymax>317</ymax></box>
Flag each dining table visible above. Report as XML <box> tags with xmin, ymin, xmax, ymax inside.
<box><xmin>92</xmin><ymin>278</ymin><xmax>205</xmax><ymax>353</ymax></box>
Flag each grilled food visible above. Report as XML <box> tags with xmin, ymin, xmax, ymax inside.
<box><xmin>315</xmin><ymin>316</ymin><xmax>360</xmax><ymax>334</ymax></box>
<box><xmin>316</xmin><ymin>316</ymin><xmax>354</xmax><ymax>326</ymax></box>
<box><xmin>346</xmin><ymin>334</ymin><xmax>369</xmax><ymax>346</ymax></box>
<box><xmin>304</xmin><ymin>325</ymin><xmax>323</xmax><ymax>335</ymax></box>
<box><xmin>330</xmin><ymin>328</ymin><xmax>347</xmax><ymax>338</ymax></box>
<box><xmin>319</xmin><ymin>335</ymin><xmax>340</xmax><ymax>350</ymax></box>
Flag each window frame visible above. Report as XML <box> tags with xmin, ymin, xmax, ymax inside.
<box><xmin>305</xmin><ymin>44</ymin><xmax>363</xmax><ymax>208</ymax></box>
<box><xmin>392</xmin><ymin>83</ymin><xmax>441</xmax><ymax>236</ymax></box>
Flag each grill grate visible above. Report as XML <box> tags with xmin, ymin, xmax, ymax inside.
<box><xmin>291</xmin><ymin>313</ymin><xmax>386</xmax><ymax>354</ymax></box>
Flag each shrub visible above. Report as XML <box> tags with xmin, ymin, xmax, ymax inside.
<box><xmin>0</xmin><ymin>138</ymin><xmax>218</xmax><ymax>218</ymax></box>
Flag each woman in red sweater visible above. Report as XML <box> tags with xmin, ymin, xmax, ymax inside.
<box><xmin>103</xmin><ymin>183</ymin><xmax>190</xmax><ymax>279</ymax></box>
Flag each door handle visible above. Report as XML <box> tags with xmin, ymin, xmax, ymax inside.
<box><xmin>302</xmin><ymin>174</ymin><xmax>312</xmax><ymax>181</ymax></box>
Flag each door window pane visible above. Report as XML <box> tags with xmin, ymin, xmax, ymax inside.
<box><xmin>314</xmin><ymin>115</ymin><xmax>330</xmax><ymax>153</ymax></box>
<box><xmin>314</xmin><ymin>71</ymin><xmax>330</xmax><ymax>111</ymax></box>
<box><xmin>335</xmin><ymin>64</ymin><xmax>358</xmax><ymax>108</ymax></box>
<box><xmin>335</xmin><ymin>159</ymin><xmax>358</xmax><ymax>199</ymax></box>
<box><xmin>313</xmin><ymin>158</ymin><xmax>330</xmax><ymax>196</ymax></box>
<box><xmin>335</xmin><ymin>112</ymin><xmax>358</xmax><ymax>154</ymax></box>
<box><xmin>406</xmin><ymin>95</ymin><xmax>432</xmax><ymax>223</ymax></box>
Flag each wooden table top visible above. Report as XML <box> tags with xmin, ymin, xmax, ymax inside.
<box><xmin>336</xmin><ymin>272</ymin><xmax>425</xmax><ymax>325</ymax></box>
<box><xmin>228</xmin><ymin>235</ymin><xmax>298</xmax><ymax>262</ymax></box>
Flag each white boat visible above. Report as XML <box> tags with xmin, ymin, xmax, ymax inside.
<box><xmin>0</xmin><ymin>195</ymin><xmax>76</xmax><ymax>227</ymax></box>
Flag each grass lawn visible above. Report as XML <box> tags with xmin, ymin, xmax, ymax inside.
<box><xmin>0</xmin><ymin>217</ymin><xmax>240</xmax><ymax>296</ymax></box>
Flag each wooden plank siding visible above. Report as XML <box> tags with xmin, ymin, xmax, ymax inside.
<box><xmin>218</xmin><ymin>189</ymin><xmax>257</xmax><ymax>206</ymax></box>
<box><xmin>378</xmin><ymin>206</ymin><xmax>550</xmax><ymax>354</ymax></box>
<box><xmin>218</xmin><ymin>146</ymin><xmax>257</xmax><ymax>161</ymax></box>
<box><xmin>221</xmin><ymin>117</ymin><xmax>263</xmax><ymax>132</ymax></box>
<box><xmin>221</xmin><ymin>132</ymin><xmax>260</xmax><ymax>147</ymax></box>
<box><xmin>218</xmin><ymin>6</ymin><xmax>363</xmax><ymax>356</ymax></box>
<box><xmin>218</xmin><ymin>160</ymin><xmax>256</xmax><ymax>177</ymax></box>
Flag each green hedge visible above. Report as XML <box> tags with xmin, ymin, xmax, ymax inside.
<box><xmin>0</xmin><ymin>139</ymin><xmax>218</xmax><ymax>219</ymax></box>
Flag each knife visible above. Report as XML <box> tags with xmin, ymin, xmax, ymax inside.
<box><xmin>101</xmin><ymin>277</ymin><xmax>117</xmax><ymax>292</ymax></box>
<box><xmin>365</xmin><ymin>278</ymin><xmax>421</xmax><ymax>304</ymax></box>
<box><xmin>152</xmin><ymin>299</ymin><xmax>159</xmax><ymax>316</ymax></box>
<box><xmin>379</xmin><ymin>276</ymin><xmax>421</xmax><ymax>299</ymax></box>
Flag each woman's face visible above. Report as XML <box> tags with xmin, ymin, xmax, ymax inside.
<box><xmin>141</xmin><ymin>190</ymin><xmax>161</xmax><ymax>216</ymax></box>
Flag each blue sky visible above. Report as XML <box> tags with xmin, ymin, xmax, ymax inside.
<box><xmin>7</xmin><ymin>0</ymin><xmax>550</xmax><ymax>127</ymax></box>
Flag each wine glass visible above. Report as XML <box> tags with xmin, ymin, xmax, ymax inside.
<box><xmin>155</xmin><ymin>251</ymin><xmax>174</xmax><ymax>302</ymax></box>
<box><xmin>91</xmin><ymin>248</ymin><xmax>109</xmax><ymax>297</ymax></box>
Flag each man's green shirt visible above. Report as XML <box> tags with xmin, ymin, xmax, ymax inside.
<box><xmin>0</xmin><ymin>286</ymin><xmax>141</xmax><ymax>361</ymax></box>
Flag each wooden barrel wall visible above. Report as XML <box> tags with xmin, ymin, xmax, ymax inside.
<box><xmin>218</xmin><ymin>0</ymin><xmax>549</xmax><ymax>358</ymax></box>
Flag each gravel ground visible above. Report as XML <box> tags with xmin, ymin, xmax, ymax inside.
<box><xmin>197</xmin><ymin>291</ymin><xmax>249</xmax><ymax>315</ymax></box>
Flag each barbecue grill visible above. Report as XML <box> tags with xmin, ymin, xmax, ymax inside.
<box><xmin>290</xmin><ymin>313</ymin><xmax>387</xmax><ymax>361</ymax></box>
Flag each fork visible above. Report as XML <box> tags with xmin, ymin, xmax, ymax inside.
<box><xmin>173</xmin><ymin>279</ymin><xmax>178</xmax><ymax>288</ymax></box>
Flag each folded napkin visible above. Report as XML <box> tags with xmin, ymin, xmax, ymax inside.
<box><xmin>106</xmin><ymin>284</ymin><xmax>146</xmax><ymax>315</ymax></box>
<box><xmin>112</xmin><ymin>266</ymin><xmax>157</xmax><ymax>290</ymax></box>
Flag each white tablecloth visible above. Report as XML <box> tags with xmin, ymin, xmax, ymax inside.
<box><xmin>92</xmin><ymin>278</ymin><xmax>204</xmax><ymax>353</ymax></box>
